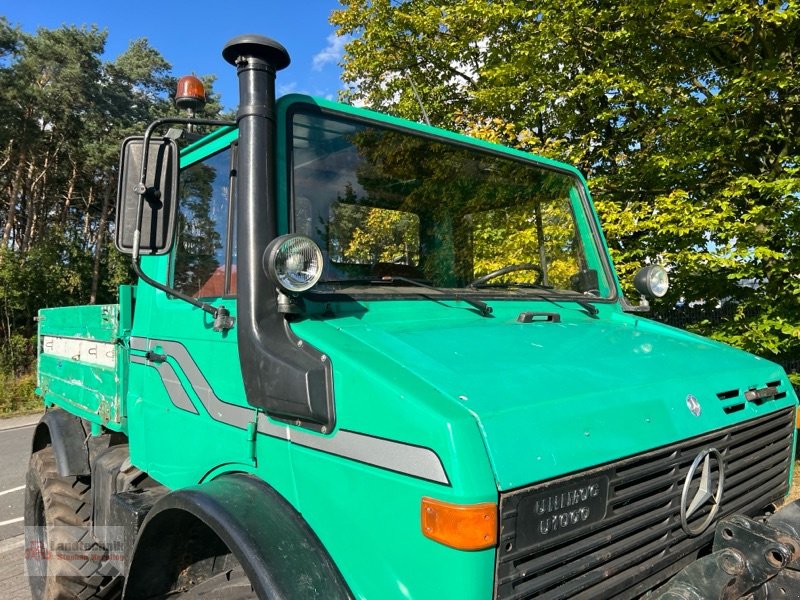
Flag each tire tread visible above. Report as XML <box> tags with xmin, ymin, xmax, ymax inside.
<box><xmin>26</xmin><ymin>446</ymin><xmax>120</xmax><ymax>600</ymax></box>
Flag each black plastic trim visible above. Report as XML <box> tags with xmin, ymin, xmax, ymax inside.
<box><xmin>31</xmin><ymin>409</ymin><xmax>90</xmax><ymax>477</ymax></box>
<box><xmin>224</xmin><ymin>142</ymin><xmax>238</xmax><ymax>297</ymax></box>
<box><xmin>494</xmin><ymin>407</ymin><xmax>794</xmax><ymax>599</ymax></box>
<box><xmin>225</xmin><ymin>37</ymin><xmax>335</xmax><ymax>431</ymax></box>
<box><xmin>123</xmin><ymin>474</ymin><xmax>353</xmax><ymax>599</ymax></box>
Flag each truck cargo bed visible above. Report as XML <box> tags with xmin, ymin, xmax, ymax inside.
<box><xmin>38</xmin><ymin>303</ymin><xmax>126</xmax><ymax>431</ymax></box>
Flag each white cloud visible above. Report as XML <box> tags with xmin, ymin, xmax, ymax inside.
<box><xmin>312</xmin><ymin>33</ymin><xmax>348</xmax><ymax>71</ymax></box>
<box><xmin>278</xmin><ymin>81</ymin><xmax>299</xmax><ymax>96</ymax></box>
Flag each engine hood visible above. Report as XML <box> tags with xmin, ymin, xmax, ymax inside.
<box><xmin>297</xmin><ymin>300</ymin><xmax>794</xmax><ymax>491</ymax></box>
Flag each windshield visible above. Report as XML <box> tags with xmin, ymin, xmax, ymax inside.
<box><xmin>290</xmin><ymin>107</ymin><xmax>612</xmax><ymax>298</ymax></box>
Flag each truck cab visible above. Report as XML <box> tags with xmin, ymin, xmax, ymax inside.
<box><xmin>27</xmin><ymin>35</ymin><xmax>800</xmax><ymax>600</ymax></box>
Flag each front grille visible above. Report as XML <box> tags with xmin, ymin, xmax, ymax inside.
<box><xmin>495</xmin><ymin>408</ymin><xmax>795</xmax><ymax>600</ymax></box>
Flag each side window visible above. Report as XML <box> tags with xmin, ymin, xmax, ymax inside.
<box><xmin>173</xmin><ymin>146</ymin><xmax>237</xmax><ymax>298</ymax></box>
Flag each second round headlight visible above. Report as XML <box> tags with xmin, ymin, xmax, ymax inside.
<box><xmin>633</xmin><ymin>264</ymin><xmax>669</xmax><ymax>298</ymax></box>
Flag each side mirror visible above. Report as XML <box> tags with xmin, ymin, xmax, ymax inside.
<box><xmin>570</xmin><ymin>269</ymin><xmax>599</xmax><ymax>294</ymax></box>
<box><xmin>115</xmin><ymin>136</ymin><xmax>179</xmax><ymax>256</ymax></box>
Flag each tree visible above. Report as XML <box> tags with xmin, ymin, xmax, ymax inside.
<box><xmin>332</xmin><ymin>0</ymin><xmax>800</xmax><ymax>361</ymax></box>
<box><xmin>0</xmin><ymin>24</ymin><xmax>225</xmax><ymax>377</ymax></box>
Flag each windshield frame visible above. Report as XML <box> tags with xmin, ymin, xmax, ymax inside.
<box><xmin>278</xmin><ymin>95</ymin><xmax>620</xmax><ymax>304</ymax></box>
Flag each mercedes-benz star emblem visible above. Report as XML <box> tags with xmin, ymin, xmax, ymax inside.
<box><xmin>686</xmin><ymin>394</ymin><xmax>702</xmax><ymax>417</ymax></box>
<box><xmin>680</xmin><ymin>448</ymin><xmax>724</xmax><ymax>536</ymax></box>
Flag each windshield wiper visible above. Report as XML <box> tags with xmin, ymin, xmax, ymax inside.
<box><xmin>474</xmin><ymin>281</ymin><xmax>599</xmax><ymax>317</ymax></box>
<box><xmin>530</xmin><ymin>288</ymin><xmax>600</xmax><ymax>317</ymax></box>
<box><xmin>377</xmin><ymin>276</ymin><xmax>493</xmax><ymax>317</ymax></box>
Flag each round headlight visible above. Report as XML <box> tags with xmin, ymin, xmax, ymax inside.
<box><xmin>263</xmin><ymin>234</ymin><xmax>324</xmax><ymax>293</ymax></box>
<box><xmin>633</xmin><ymin>265</ymin><xmax>669</xmax><ymax>298</ymax></box>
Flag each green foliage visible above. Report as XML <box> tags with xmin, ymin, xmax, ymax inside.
<box><xmin>335</xmin><ymin>204</ymin><xmax>421</xmax><ymax>265</ymax></box>
<box><xmin>0</xmin><ymin>22</ymin><xmax>223</xmax><ymax>412</ymax></box>
<box><xmin>332</xmin><ymin>0</ymin><xmax>800</xmax><ymax>361</ymax></box>
<box><xmin>0</xmin><ymin>334</ymin><xmax>34</xmax><ymax>376</ymax></box>
<box><xmin>0</xmin><ymin>371</ymin><xmax>39</xmax><ymax>415</ymax></box>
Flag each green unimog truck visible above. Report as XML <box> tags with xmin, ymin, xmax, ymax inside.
<box><xmin>25</xmin><ymin>34</ymin><xmax>800</xmax><ymax>599</ymax></box>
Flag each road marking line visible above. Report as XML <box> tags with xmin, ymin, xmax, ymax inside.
<box><xmin>0</xmin><ymin>486</ymin><xmax>24</xmax><ymax>497</ymax></box>
<box><xmin>0</xmin><ymin>534</ymin><xmax>24</xmax><ymax>554</ymax></box>
<box><xmin>0</xmin><ymin>517</ymin><xmax>23</xmax><ymax>527</ymax></box>
<box><xmin>0</xmin><ymin>422</ymin><xmax>37</xmax><ymax>432</ymax></box>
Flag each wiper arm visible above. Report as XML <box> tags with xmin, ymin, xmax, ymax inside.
<box><xmin>378</xmin><ymin>276</ymin><xmax>493</xmax><ymax>317</ymax></box>
<box><xmin>528</xmin><ymin>287</ymin><xmax>600</xmax><ymax>317</ymax></box>
<box><xmin>477</xmin><ymin>282</ymin><xmax>599</xmax><ymax>317</ymax></box>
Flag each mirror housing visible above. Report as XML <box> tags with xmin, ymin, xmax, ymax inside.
<box><xmin>570</xmin><ymin>269</ymin><xmax>600</xmax><ymax>294</ymax></box>
<box><xmin>115</xmin><ymin>136</ymin><xmax>179</xmax><ymax>256</ymax></box>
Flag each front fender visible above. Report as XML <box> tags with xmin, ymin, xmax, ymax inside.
<box><xmin>123</xmin><ymin>473</ymin><xmax>353</xmax><ymax>599</ymax></box>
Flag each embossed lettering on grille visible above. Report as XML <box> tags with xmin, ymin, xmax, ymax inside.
<box><xmin>495</xmin><ymin>408</ymin><xmax>794</xmax><ymax>600</ymax></box>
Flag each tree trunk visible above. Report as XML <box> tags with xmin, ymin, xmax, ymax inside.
<box><xmin>1</xmin><ymin>153</ymin><xmax>25</xmax><ymax>249</ymax></box>
<box><xmin>20</xmin><ymin>160</ymin><xmax>37</xmax><ymax>253</ymax></box>
<box><xmin>89</xmin><ymin>182</ymin><xmax>112</xmax><ymax>304</ymax></box>
<box><xmin>26</xmin><ymin>153</ymin><xmax>51</xmax><ymax>250</ymax></box>
<box><xmin>60</xmin><ymin>160</ymin><xmax>79</xmax><ymax>229</ymax></box>
<box><xmin>82</xmin><ymin>185</ymin><xmax>94</xmax><ymax>242</ymax></box>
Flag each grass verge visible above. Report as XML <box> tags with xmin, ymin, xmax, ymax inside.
<box><xmin>787</xmin><ymin>460</ymin><xmax>800</xmax><ymax>505</ymax></box>
<box><xmin>0</xmin><ymin>371</ymin><xmax>42</xmax><ymax>416</ymax></box>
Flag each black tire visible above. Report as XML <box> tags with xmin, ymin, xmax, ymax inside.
<box><xmin>180</xmin><ymin>564</ymin><xmax>256</xmax><ymax>600</ymax></box>
<box><xmin>24</xmin><ymin>446</ymin><xmax>121</xmax><ymax>600</ymax></box>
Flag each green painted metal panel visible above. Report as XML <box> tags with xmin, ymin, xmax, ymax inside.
<box><xmin>129</xmin><ymin>249</ymin><xmax>499</xmax><ymax>597</ymax></box>
<box><xmin>39</xmin><ymin>304</ymin><xmax>119</xmax><ymax>341</ymax></box>
<box><xmin>291</xmin><ymin>443</ymin><xmax>496</xmax><ymax>600</ymax></box>
<box><xmin>118</xmin><ymin>284</ymin><xmax>134</xmax><ymax>334</ymax></box>
<box><xmin>180</xmin><ymin>126</ymin><xmax>238</xmax><ymax>168</ymax></box>
<box><xmin>37</xmin><ymin>304</ymin><xmax>125</xmax><ymax>430</ymax></box>
<box><xmin>291</xmin><ymin>299</ymin><xmax>798</xmax><ymax>491</ymax></box>
<box><xmin>127</xmin><ymin>361</ymin><xmax>249</xmax><ymax>484</ymax></box>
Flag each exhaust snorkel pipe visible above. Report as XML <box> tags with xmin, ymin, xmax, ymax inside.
<box><xmin>223</xmin><ymin>35</ymin><xmax>334</xmax><ymax>432</ymax></box>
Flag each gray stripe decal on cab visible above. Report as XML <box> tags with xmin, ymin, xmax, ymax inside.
<box><xmin>129</xmin><ymin>336</ymin><xmax>449</xmax><ymax>485</ymax></box>
<box><xmin>283</xmin><ymin>419</ymin><xmax>450</xmax><ymax>485</ymax></box>
<box><xmin>130</xmin><ymin>355</ymin><xmax>199</xmax><ymax>415</ymax></box>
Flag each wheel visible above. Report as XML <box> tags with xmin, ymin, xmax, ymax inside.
<box><xmin>24</xmin><ymin>446</ymin><xmax>121</xmax><ymax>600</ymax></box>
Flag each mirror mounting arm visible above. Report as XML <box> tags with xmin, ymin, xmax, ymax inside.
<box><xmin>130</xmin><ymin>259</ymin><xmax>235</xmax><ymax>332</ymax></box>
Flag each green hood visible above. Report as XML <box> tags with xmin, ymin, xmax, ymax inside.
<box><xmin>299</xmin><ymin>300</ymin><xmax>794</xmax><ymax>491</ymax></box>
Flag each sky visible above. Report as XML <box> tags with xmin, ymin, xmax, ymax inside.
<box><xmin>2</xmin><ymin>0</ymin><xmax>347</xmax><ymax>111</ymax></box>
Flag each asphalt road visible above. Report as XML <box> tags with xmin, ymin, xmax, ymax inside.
<box><xmin>0</xmin><ymin>412</ymin><xmax>42</xmax><ymax>600</ymax></box>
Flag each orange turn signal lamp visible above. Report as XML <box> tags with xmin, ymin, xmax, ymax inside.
<box><xmin>421</xmin><ymin>497</ymin><xmax>497</xmax><ymax>551</ymax></box>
